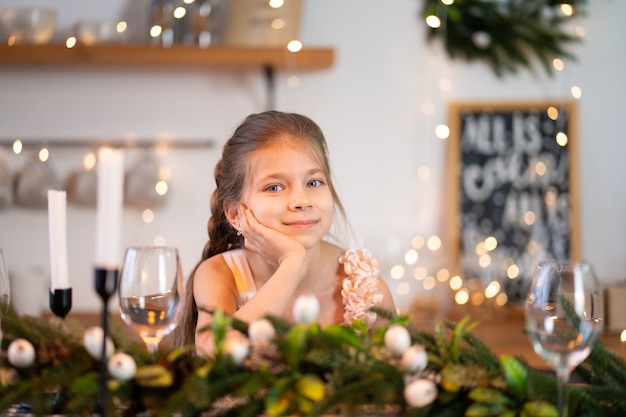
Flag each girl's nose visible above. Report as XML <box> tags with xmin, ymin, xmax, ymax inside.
<box><xmin>289</xmin><ymin>189</ymin><xmax>313</xmax><ymax>210</ymax></box>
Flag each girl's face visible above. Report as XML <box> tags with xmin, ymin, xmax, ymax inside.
<box><xmin>241</xmin><ymin>139</ymin><xmax>335</xmax><ymax>248</ymax></box>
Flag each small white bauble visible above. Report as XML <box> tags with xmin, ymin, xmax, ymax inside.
<box><xmin>384</xmin><ymin>324</ymin><xmax>411</xmax><ymax>356</ymax></box>
<box><xmin>223</xmin><ymin>332</ymin><xmax>250</xmax><ymax>365</ymax></box>
<box><xmin>401</xmin><ymin>344</ymin><xmax>428</xmax><ymax>374</ymax></box>
<box><xmin>7</xmin><ymin>338</ymin><xmax>36</xmax><ymax>368</ymax></box>
<box><xmin>108</xmin><ymin>352</ymin><xmax>137</xmax><ymax>382</ymax></box>
<box><xmin>83</xmin><ymin>326</ymin><xmax>115</xmax><ymax>360</ymax></box>
<box><xmin>248</xmin><ymin>319</ymin><xmax>276</xmax><ymax>345</ymax></box>
<box><xmin>404</xmin><ymin>378</ymin><xmax>438</xmax><ymax>408</ymax></box>
<box><xmin>293</xmin><ymin>294</ymin><xmax>320</xmax><ymax>324</ymax></box>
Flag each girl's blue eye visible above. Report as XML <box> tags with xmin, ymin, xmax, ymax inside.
<box><xmin>308</xmin><ymin>179</ymin><xmax>323</xmax><ymax>187</ymax></box>
<box><xmin>266</xmin><ymin>184</ymin><xmax>284</xmax><ymax>192</ymax></box>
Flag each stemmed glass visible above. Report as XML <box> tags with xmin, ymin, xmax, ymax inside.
<box><xmin>1</xmin><ymin>249</ymin><xmax>11</xmax><ymax>360</ymax></box>
<box><xmin>118</xmin><ymin>246</ymin><xmax>184</xmax><ymax>355</ymax></box>
<box><xmin>525</xmin><ymin>261</ymin><xmax>603</xmax><ymax>417</ymax></box>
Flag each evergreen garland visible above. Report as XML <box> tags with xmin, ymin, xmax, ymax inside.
<box><xmin>1</xmin><ymin>305</ymin><xmax>626</xmax><ymax>416</ymax></box>
<box><xmin>420</xmin><ymin>0</ymin><xmax>588</xmax><ymax>77</ymax></box>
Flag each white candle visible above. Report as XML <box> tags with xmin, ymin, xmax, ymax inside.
<box><xmin>95</xmin><ymin>148</ymin><xmax>124</xmax><ymax>269</ymax></box>
<box><xmin>47</xmin><ymin>190</ymin><xmax>70</xmax><ymax>290</ymax></box>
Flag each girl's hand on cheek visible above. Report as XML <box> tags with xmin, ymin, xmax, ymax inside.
<box><xmin>239</xmin><ymin>206</ymin><xmax>306</xmax><ymax>267</ymax></box>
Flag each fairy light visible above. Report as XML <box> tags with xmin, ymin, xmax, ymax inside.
<box><xmin>83</xmin><ymin>152</ymin><xmax>96</xmax><ymax>171</ymax></box>
<box><xmin>38</xmin><ymin>148</ymin><xmax>49</xmax><ymax>162</ymax></box>
<box><xmin>438</xmin><ymin>78</ymin><xmax>452</xmax><ymax>92</ymax></box>
<box><xmin>575</xmin><ymin>26</ymin><xmax>585</xmax><ymax>38</ymax></box>
<box><xmin>423</xmin><ymin>276</ymin><xmax>436</xmax><ymax>290</ymax></box>
<box><xmin>523</xmin><ymin>211</ymin><xmax>536</xmax><ymax>225</ymax></box>
<box><xmin>269</xmin><ymin>0</ymin><xmax>284</xmax><ymax>7</ymax></box>
<box><xmin>556</xmin><ymin>132</ymin><xmax>569</xmax><ymax>146</ymax></box>
<box><xmin>506</xmin><ymin>264</ymin><xmax>520</xmax><ymax>279</ymax></box>
<box><xmin>66</xmin><ymin>36</ymin><xmax>77</xmax><ymax>48</ymax></box>
<box><xmin>155</xmin><ymin>180</ymin><xmax>168</xmax><ymax>196</ymax></box>
<box><xmin>484</xmin><ymin>281</ymin><xmax>500</xmax><ymax>299</ymax></box>
<box><xmin>426</xmin><ymin>235</ymin><xmax>442</xmax><ymax>252</ymax></box>
<box><xmin>495</xmin><ymin>292</ymin><xmax>508</xmax><ymax>306</ymax></box>
<box><xmin>412</xmin><ymin>235</ymin><xmax>425</xmax><ymax>249</ymax></box>
<box><xmin>475</xmin><ymin>242</ymin><xmax>487</xmax><ymax>256</ymax></box>
<box><xmin>547</xmin><ymin>106</ymin><xmax>559</xmax><ymax>120</ymax></box>
<box><xmin>436</xmin><ymin>268</ymin><xmax>450</xmax><ymax>282</ymax></box>
<box><xmin>545</xmin><ymin>187</ymin><xmax>557</xmax><ymax>206</ymax></box>
<box><xmin>621</xmin><ymin>330</ymin><xmax>626</xmax><ymax>343</ymax></box>
<box><xmin>553</xmin><ymin>58</ymin><xmax>564</xmax><ymax>71</ymax></box>
<box><xmin>560</xmin><ymin>4</ymin><xmax>574</xmax><ymax>16</ymax></box>
<box><xmin>287</xmin><ymin>40</ymin><xmax>302</xmax><ymax>52</ymax></box>
<box><xmin>158</xmin><ymin>166</ymin><xmax>171</xmax><ymax>181</ymax></box>
<box><xmin>455</xmin><ymin>288</ymin><xmax>469</xmax><ymax>305</ymax></box>
<box><xmin>571</xmin><ymin>85</ymin><xmax>582</xmax><ymax>99</ymax></box>
<box><xmin>404</xmin><ymin>249</ymin><xmax>419</xmax><ymax>265</ymax></box>
<box><xmin>150</xmin><ymin>25</ymin><xmax>163</xmax><ymax>38</ymax></box>
<box><xmin>390</xmin><ymin>264</ymin><xmax>405</xmax><ymax>279</ymax></box>
<box><xmin>484</xmin><ymin>236</ymin><xmax>498</xmax><ymax>251</ymax></box>
<box><xmin>417</xmin><ymin>166</ymin><xmax>431</xmax><ymax>180</ymax></box>
<box><xmin>425</xmin><ymin>15</ymin><xmax>441</xmax><ymax>29</ymax></box>
<box><xmin>12</xmin><ymin>139</ymin><xmax>23</xmax><ymax>154</ymax></box>
<box><xmin>449</xmin><ymin>275</ymin><xmax>463</xmax><ymax>290</ymax></box>
<box><xmin>142</xmin><ymin>209</ymin><xmax>154</xmax><ymax>224</ymax></box>
<box><xmin>478</xmin><ymin>254</ymin><xmax>491</xmax><ymax>268</ymax></box>
<box><xmin>271</xmin><ymin>18</ymin><xmax>285</xmax><ymax>30</ymax></box>
<box><xmin>116</xmin><ymin>21</ymin><xmax>127</xmax><ymax>33</ymax></box>
<box><xmin>471</xmin><ymin>291</ymin><xmax>484</xmax><ymax>306</ymax></box>
<box><xmin>535</xmin><ymin>161</ymin><xmax>547</xmax><ymax>176</ymax></box>
<box><xmin>435</xmin><ymin>124</ymin><xmax>450</xmax><ymax>139</ymax></box>
<box><xmin>173</xmin><ymin>7</ymin><xmax>186</xmax><ymax>19</ymax></box>
<box><xmin>413</xmin><ymin>266</ymin><xmax>428</xmax><ymax>281</ymax></box>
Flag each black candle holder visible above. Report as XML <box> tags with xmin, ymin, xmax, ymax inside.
<box><xmin>94</xmin><ymin>267</ymin><xmax>119</xmax><ymax>417</ymax></box>
<box><xmin>49</xmin><ymin>288</ymin><xmax>72</xmax><ymax>324</ymax></box>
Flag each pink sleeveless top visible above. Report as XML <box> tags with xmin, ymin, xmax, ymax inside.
<box><xmin>221</xmin><ymin>248</ymin><xmax>383</xmax><ymax>327</ymax></box>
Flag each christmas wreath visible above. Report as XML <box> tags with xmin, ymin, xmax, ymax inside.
<box><xmin>420</xmin><ymin>0</ymin><xmax>588</xmax><ymax>77</ymax></box>
<box><xmin>1</xmin><ymin>299</ymin><xmax>626</xmax><ymax>417</ymax></box>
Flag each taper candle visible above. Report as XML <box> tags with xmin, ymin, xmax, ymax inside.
<box><xmin>47</xmin><ymin>189</ymin><xmax>69</xmax><ymax>290</ymax></box>
<box><xmin>95</xmin><ymin>148</ymin><xmax>124</xmax><ymax>269</ymax></box>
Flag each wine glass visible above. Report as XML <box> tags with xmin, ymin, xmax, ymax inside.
<box><xmin>118</xmin><ymin>246</ymin><xmax>185</xmax><ymax>355</ymax></box>
<box><xmin>1</xmin><ymin>249</ymin><xmax>11</xmax><ymax>360</ymax></box>
<box><xmin>525</xmin><ymin>261</ymin><xmax>603</xmax><ymax>417</ymax></box>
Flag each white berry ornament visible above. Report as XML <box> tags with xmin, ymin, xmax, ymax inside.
<box><xmin>384</xmin><ymin>324</ymin><xmax>411</xmax><ymax>356</ymax></box>
<box><xmin>293</xmin><ymin>294</ymin><xmax>320</xmax><ymax>324</ymax></box>
<box><xmin>223</xmin><ymin>332</ymin><xmax>250</xmax><ymax>365</ymax></box>
<box><xmin>108</xmin><ymin>352</ymin><xmax>137</xmax><ymax>382</ymax></box>
<box><xmin>7</xmin><ymin>338</ymin><xmax>36</xmax><ymax>368</ymax></box>
<box><xmin>248</xmin><ymin>318</ymin><xmax>276</xmax><ymax>345</ymax></box>
<box><xmin>401</xmin><ymin>344</ymin><xmax>428</xmax><ymax>374</ymax></box>
<box><xmin>404</xmin><ymin>378</ymin><xmax>438</xmax><ymax>408</ymax></box>
<box><xmin>83</xmin><ymin>326</ymin><xmax>115</xmax><ymax>360</ymax></box>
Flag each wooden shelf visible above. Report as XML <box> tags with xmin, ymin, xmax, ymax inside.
<box><xmin>0</xmin><ymin>43</ymin><xmax>335</xmax><ymax>70</ymax></box>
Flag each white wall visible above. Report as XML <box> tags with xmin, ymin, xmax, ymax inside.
<box><xmin>0</xmin><ymin>0</ymin><xmax>624</xmax><ymax>315</ymax></box>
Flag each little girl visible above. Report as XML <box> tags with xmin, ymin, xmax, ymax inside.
<box><xmin>175</xmin><ymin>111</ymin><xmax>396</xmax><ymax>355</ymax></box>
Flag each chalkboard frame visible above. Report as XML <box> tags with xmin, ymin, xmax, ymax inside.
<box><xmin>444</xmin><ymin>101</ymin><xmax>580</xmax><ymax>290</ymax></box>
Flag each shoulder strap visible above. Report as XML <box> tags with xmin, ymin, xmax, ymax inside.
<box><xmin>221</xmin><ymin>249</ymin><xmax>257</xmax><ymax>306</ymax></box>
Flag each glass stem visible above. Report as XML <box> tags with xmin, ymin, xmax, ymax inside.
<box><xmin>143</xmin><ymin>337</ymin><xmax>161</xmax><ymax>356</ymax></box>
<box><xmin>555</xmin><ymin>366</ymin><xmax>571</xmax><ymax>417</ymax></box>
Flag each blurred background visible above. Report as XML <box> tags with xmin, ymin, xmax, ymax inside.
<box><xmin>0</xmin><ymin>0</ymin><xmax>624</xmax><ymax>325</ymax></box>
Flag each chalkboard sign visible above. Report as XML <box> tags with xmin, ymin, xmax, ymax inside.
<box><xmin>445</xmin><ymin>101</ymin><xmax>580</xmax><ymax>300</ymax></box>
